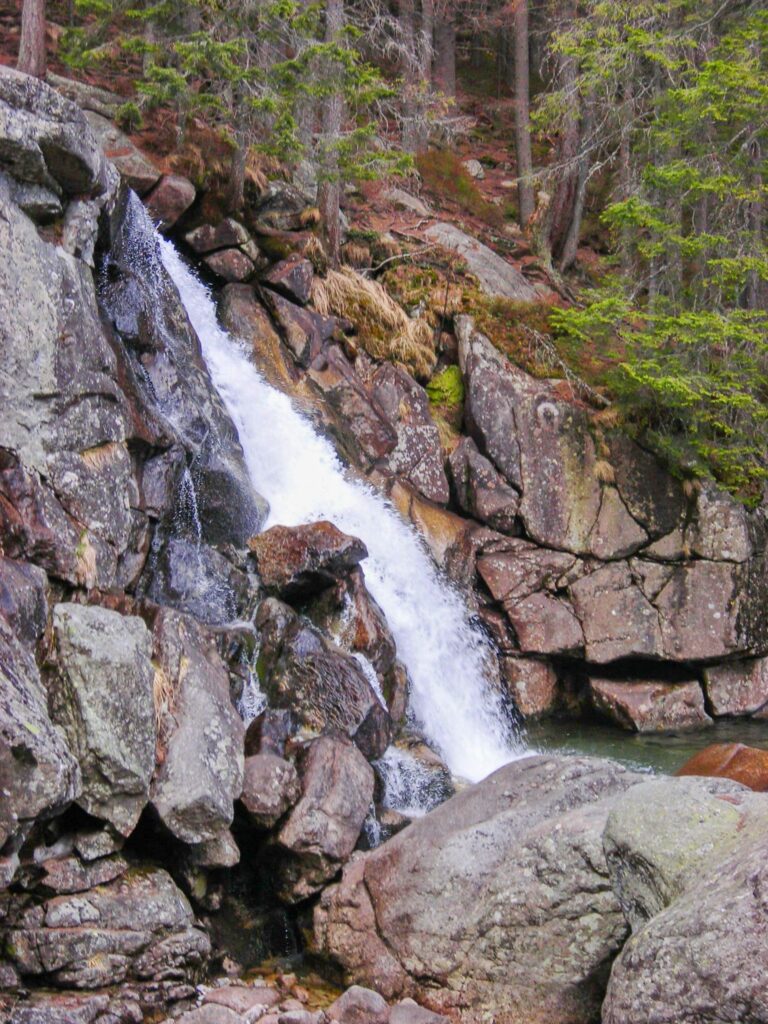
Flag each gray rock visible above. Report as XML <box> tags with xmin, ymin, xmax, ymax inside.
<box><xmin>204</xmin><ymin>248</ymin><xmax>256</xmax><ymax>283</ymax></box>
<box><xmin>315</xmin><ymin>755</ymin><xmax>643</xmax><ymax>1023</ymax></box>
<box><xmin>602</xmin><ymin>782</ymin><xmax>768</xmax><ymax>1024</ymax></box>
<box><xmin>384</xmin><ymin>187</ymin><xmax>432</xmax><ymax>217</ymax></box>
<box><xmin>240</xmin><ymin>754</ymin><xmax>302</xmax><ymax>829</ymax></box>
<box><xmin>690</xmin><ymin>482</ymin><xmax>753</xmax><ymax>562</ymax></box>
<box><xmin>603</xmin><ymin>776</ymin><xmax>766</xmax><ymax>929</ymax></box>
<box><xmin>425</xmin><ymin>224</ymin><xmax>537</xmax><ymax>302</ymax></box>
<box><xmin>371</xmin><ymin>363</ymin><xmax>449</xmax><ymax>505</ymax></box>
<box><xmin>50</xmin><ymin>604</ymin><xmax>155</xmax><ymax>836</ymax></box>
<box><xmin>0</xmin><ymin>67</ymin><xmax>107</xmax><ymax>195</ymax></box>
<box><xmin>448</xmin><ymin>436</ymin><xmax>519</xmax><ymax>533</ymax></box>
<box><xmin>326</xmin><ymin>985</ymin><xmax>389</xmax><ymax>1023</ymax></box>
<box><xmin>6</xmin><ymin>992</ymin><xmax>110</xmax><ymax>1024</ymax></box>
<box><xmin>462</xmin><ymin>159</ymin><xmax>485</xmax><ymax>180</ymax></box>
<box><xmin>177</xmin><ymin>1007</ymin><xmax>243</xmax><ymax>1024</ymax></box>
<box><xmin>2</xmin><ymin>867</ymin><xmax>210</xmax><ymax>989</ymax></box>
<box><xmin>390</xmin><ymin>1002</ymin><xmax>449</xmax><ymax>1024</ymax></box>
<box><xmin>9</xmin><ymin>178</ymin><xmax>62</xmax><ymax>221</ymax></box>
<box><xmin>0</xmin><ymin>556</ymin><xmax>48</xmax><ymax>651</ymax></box>
<box><xmin>151</xmin><ymin>610</ymin><xmax>245</xmax><ymax>844</ymax></box>
<box><xmin>0</xmin><ymin>618</ymin><xmax>80</xmax><ymax>852</ymax></box>
<box><xmin>277</xmin><ymin>735</ymin><xmax>375</xmax><ymax>903</ymax></box>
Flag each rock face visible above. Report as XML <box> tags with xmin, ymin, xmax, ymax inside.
<box><xmin>315</xmin><ymin>755</ymin><xmax>642</xmax><ymax>1023</ymax></box>
<box><xmin>1</xmin><ymin>867</ymin><xmax>210</xmax><ymax>989</ymax></box>
<box><xmin>425</xmin><ymin>223</ymin><xmax>538</xmax><ymax>302</ymax></box>
<box><xmin>277</xmin><ymin>735</ymin><xmax>375</xmax><ymax>903</ymax></box>
<box><xmin>50</xmin><ymin>604</ymin><xmax>156</xmax><ymax>835</ymax></box>
<box><xmin>602</xmin><ymin>778</ymin><xmax>768</xmax><ymax>1024</ymax></box>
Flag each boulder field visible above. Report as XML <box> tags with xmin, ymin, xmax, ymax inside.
<box><xmin>1</xmin><ymin>65</ymin><xmax>768</xmax><ymax>1024</ymax></box>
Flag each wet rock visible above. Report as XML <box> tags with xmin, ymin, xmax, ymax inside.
<box><xmin>144</xmin><ymin>536</ymin><xmax>251</xmax><ymax>626</ymax></box>
<box><xmin>9</xmin><ymin>177</ymin><xmax>62</xmax><ymax>221</ymax></box>
<box><xmin>315</xmin><ymin>755</ymin><xmax>643</xmax><ymax>1022</ymax></box>
<box><xmin>602</xmin><ymin>784</ymin><xmax>768</xmax><ymax>1024</ymax></box>
<box><xmin>204</xmin><ymin>248</ymin><xmax>256</xmax><ymax>283</ymax></box>
<box><xmin>371</xmin><ymin>364</ymin><xmax>450</xmax><ymax>505</ymax></box>
<box><xmin>277</xmin><ymin>735</ymin><xmax>375</xmax><ymax>903</ymax></box>
<box><xmin>448</xmin><ymin>437</ymin><xmax>519</xmax><ymax>533</ymax></box>
<box><xmin>2</xmin><ymin>867</ymin><xmax>210</xmax><ymax>989</ymax></box>
<box><xmin>589</xmin><ymin>677</ymin><xmax>711</xmax><ymax>733</ymax></box>
<box><xmin>50</xmin><ymin>604</ymin><xmax>155</xmax><ymax>835</ymax></box>
<box><xmin>244</xmin><ymin>709</ymin><xmax>296</xmax><ymax>757</ymax></box>
<box><xmin>263</xmin><ymin>255</ymin><xmax>315</xmax><ymax>305</ymax></box>
<box><xmin>186</xmin><ymin>218</ymin><xmax>251</xmax><ymax>254</ymax></box>
<box><xmin>83</xmin><ymin>111</ymin><xmax>161</xmax><ymax>195</ymax></box>
<box><xmin>261</xmin><ymin>288</ymin><xmax>337</xmax><ymax>367</ymax></box>
<box><xmin>240</xmin><ymin>754</ymin><xmax>302</xmax><ymax>829</ymax></box>
<box><xmin>256</xmin><ymin>599</ymin><xmax>391</xmax><ymax>760</ymax></box>
<box><xmin>425</xmin><ymin>224</ymin><xmax>537</xmax><ymax>302</ymax></box>
<box><xmin>0</xmin><ymin>618</ymin><xmax>80</xmax><ymax>853</ymax></box>
<box><xmin>676</xmin><ymin>742</ymin><xmax>768</xmax><ymax>791</ymax></box>
<box><xmin>570</xmin><ymin>563</ymin><xmax>662</xmax><ymax>663</ymax></box>
<box><xmin>144</xmin><ymin>174</ymin><xmax>196</xmax><ymax>230</ymax></box>
<box><xmin>603</xmin><ymin>776</ymin><xmax>763</xmax><ymax>929</ymax></box>
<box><xmin>326</xmin><ymin>985</ymin><xmax>389</xmax><ymax>1024</ymax></box>
<box><xmin>250</xmin><ymin>521</ymin><xmax>367</xmax><ymax>599</ymax></box>
<box><xmin>151</xmin><ymin>610</ymin><xmax>245</xmax><ymax>844</ymax></box>
<box><xmin>0</xmin><ymin>67</ymin><xmax>107</xmax><ymax>195</ymax></box>
<box><xmin>501</xmin><ymin>657</ymin><xmax>558</xmax><ymax>718</ymax></box>
<box><xmin>702</xmin><ymin>657</ymin><xmax>768</xmax><ymax>716</ymax></box>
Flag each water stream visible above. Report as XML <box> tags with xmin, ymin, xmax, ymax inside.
<box><xmin>159</xmin><ymin>240</ymin><xmax>524</xmax><ymax>783</ymax></box>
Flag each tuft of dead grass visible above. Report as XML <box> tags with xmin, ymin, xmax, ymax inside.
<box><xmin>311</xmin><ymin>267</ymin><xmax>436</xmax><ymax>379</ymax></box>
<box><xmin>594</xmin><ymin>459</ymin><xmax>616</xmax><ymax>485</ymax></box>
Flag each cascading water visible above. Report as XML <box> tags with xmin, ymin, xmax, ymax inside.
<box><xmin>159</xmin><ymin>239</ymin><xmax>525</xmax><ymax>783</ymax></box>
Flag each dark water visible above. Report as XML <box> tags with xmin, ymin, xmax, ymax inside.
<box><xmin>528</xmin><ymin>716</ymin><xmax>768</xmax><ymax>775</ymax></box>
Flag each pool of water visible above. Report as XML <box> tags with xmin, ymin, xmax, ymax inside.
<box><xmin>528</xmin><ymin>716</ymin><xmax>768</xmax><ymax>776</ymax></box>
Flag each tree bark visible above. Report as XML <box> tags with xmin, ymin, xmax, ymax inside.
<box><xmin>558</xmin><ymin>96</ymin><xmax>594</xmax><ymax>272</ymax></box>
<box><xmin>513</xmin><ymin>0</ymin><xmax>535</xmax><ymax>227</ymax></box>
<box><xmin>17</xmin><ymin>0</ymin><xmax>46</xmax><ymax>78</ymax></box>
<box><xmin>318</xmin><ymin>0</ymin><xmax>345</xmax><ymax>267</ymax></box>
<box><xmin>433</xmin><ymin>11</ymin><xmax>456</xmax><ymax>97</ymax></box>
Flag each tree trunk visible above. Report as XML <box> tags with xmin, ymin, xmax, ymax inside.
<box><xmin>318</xmin><ymin>0</ymin><xmax>345</xmax><ymax>267</ymax></box>
<box><xmin>513</xmin><ymin>0</ymin><xmax>535</xmax><ymax>227</ymax></box>
<box><xmin>433</xmin><ymin>12</ymin><xmax>456</xmax><ymax>97</ymax></box>
<box><xmin>547</xmin><ymin>51</ymin><xmax>580</xmax><ymax>259</ymax></box>
<box><xmin>558</xmin><ymin>96</ymin><xmax>594</xmax><ymax>272</ymax></box>
<box><xmin>226</xmin><ymin>134</ymin><xmax>248</xmax><ymax>214</ymax></box>
<box><xmin>17</xmin><ymin>0</ymin><xmax>46</xmax><ymax>78</ymax></box>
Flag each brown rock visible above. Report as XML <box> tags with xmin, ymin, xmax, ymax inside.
<box><xmin>186</xmin><ymin>218</ymin><xmax>251</xmax><ymax>254</ymax></box>
<box><xmin>38</xmin><ymin>854</ymin><xmax>128</xmax><ymax>895</ymax></box>
<box><xmin>261</xmin><ymin>288</ymin><xmax>337</xmax><ymax>366</ymax></box>
<box><xmin>145</xmin><ymin>174</ymin><xmax>196</xmax><ymax>230</ymax></box>
<box><xmin>250</xmin><ymin>521</ymin><xmax>367</xmax><ymax>598</ymax></box>
<box><xmin>508</xmin><ymin>593</ymin><xmax>584</xmax><ymax>656</ymax></box>
<box><xmin>277</xmin><ymin>735</ymin><xmax>375</xmax><ymax>903</ymax></box>
<box><xmin>448</xmin><ymin>436</ymin><xmax>519</xmax><ymax>533</ymax></box>
<box><xmin>655</xmin><ymin>561</ymin><xmax>745</xmax><ymax>661</ymax></box>
<box><xmin>589</xmin><ymin>677</ymin><xmax>711</xmax><ymax>733</ymax></box>
<box><xmin>570</xmin><ymin>563</ymin><xmax>663</xmax><ymax>664</ymax></box>
<box><xmin>390</xmin><ymin>1001</ymin><xmax>450</xmax><ymax>1024</ymax></box>
<box><xmin>326</xmin><ymin>985</ymin><xmax>389</xmax><ymax>1024</ymax></box>
<box><xmin>702</xmin><ymin>658</ymin><xmax>768</xmax><ymax>716</ymax></box>
<box><xmin>240</xmin><ymin>753</ymin><xmax>301</xmax><ymax>829</ymax></box>
<box><xmin>676</xmin><ymin>743</ymin><xmax>768</xmax><ymax>791</ymax></box>
<box><xmin>263</xmin><ymin>255</ymin><xmax>315</xmax><ymax>305</ymax></box>
<box><xmin>244</xmin><ymin>709</ymin><xmax>296</xmax><ymax>757</ymax></box>
<box><xmin>84</xmin><ymin>111</ymin><xmax>161</xmax><ymax>195</ymax></box>
<box><xmin>204</xmin><ymin>248</ymin><xmax>255</xmax><ymax>283</ymax></box>
<box><xmin>501</xmin><ymin>658</ymin><xmax>558</xmax><ymax>718</ymax></box>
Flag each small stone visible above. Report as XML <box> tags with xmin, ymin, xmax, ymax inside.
<box><xmin>204</xmin><ymin>248</ymin><xmax>256</xmax><ymax>283</ymax></box>
<box><xmin>463</xmin><ymin>158</ymin><xmax>485</xmax><ymax>179</ymax></box>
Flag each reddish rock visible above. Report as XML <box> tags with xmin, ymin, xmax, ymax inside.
<box><xmin>449</xmin><ymin>436</ymin><xmax>520</xmax><ymax>534</ymax></box>
<box><xmin>261</xmin><ymin>287</ymin><xmax>337</xmax><ymax>366</ymax></box>
<box><xmin>326</xmin><ymin>985</ymin><xmax>389</xmax><ymax>1024</ymax></box>
<box><xmin>202</xmin><ymin>984</ymin><xmax>281</xmax><ymax>1014</ymax></box>
<box><xmin>204</xmin><ymin>248</ymin><xmax>255</xmax><ymax>283</ymax></box>
<box><xmin>145</xmin><ymin>174</ymin><xmax>196</xmax><ymax>230</ymax></box>
<box><xmin>263</xmin><ymin>254</ymin><xmax>315</xmax><ymax>305</ymax></box>
<box><xmin>507</xmin><ymin>592</ymin><xmax>584</xmax><ymax>656</ymax></box>
<box><xmin>186</xmin><ymin>218</ymin><xmax>250</xmax><ymax>254</ymax></box>
<box><xmin>84</xmin><ymin>111</ymin><xmax>161</xmax><ymax>195</ymax></box>
<box><xmin>38</xmin><ymin>854</ymin><xmax>128</xmax><ymax>895</ymax></box>
<box><xmin>590</xmin><ymin>677</ymin><xmax>712</xmax><ymax>733</ymax></box>
<box><xmin>676</xmin><ymin>743</ymin><xmax>768</xmax><ymax>791</ymax></box>
<box><xmin>501</xmin><ymin>657</ymin><xmax>558</xmax><ymax>718</ymax></box>
<box><xmin>391</xmin><ymin>1002</ymin><xmax>451</xmax><ymax>1024</ymax></box>
<box><xmin>249</xmin><ymin>521</ymin><xmax>368</xmax><ymax>598</ymax></box>
<box><xmin>570</xmin><ymin>563</ymin><xmax>663</xmax><ymax>664</ymax></box>
<box><xmin>702</xmin><ymin>658</ymin><xmax>768</xmax><ymax>717</ymax></box>
<box><xmin>244</xmin><ymin>708</ymin><xmax>296</xmax><ymax>757</ymax></box>
<box><xmin>240</xmin><ymin>753</ymin><xmax>301</xmax><ymax>829</ymax></box>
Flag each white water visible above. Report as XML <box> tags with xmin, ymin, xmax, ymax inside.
<box><xmin>160</xmin><ymin>240</ymin><xmax>524</xmax><ymax>782</ymax></box>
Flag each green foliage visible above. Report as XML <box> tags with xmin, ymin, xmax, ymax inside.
<box><xmin>115</xmin><ymin>100</ymin><xmax>143</xmax><ymax>132</ymax></box>
<box><xmin>427</xmin><ymin>366</ymin><xmax>464</xmax><ymax>407</ymax></box>
<box><xmin>416</xmin><ymin>149</ymin><xmax>504</xmax><ymax>228</ymax></box>
<box><xmin>549</xmin><ymin>6</ymin><xmax>768</xmax><ymax>501</ymax></box>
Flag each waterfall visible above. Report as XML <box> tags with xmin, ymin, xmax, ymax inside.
<box><xmin>159</xmin><ymin>240</ymin><xmax>525</xmax><ymax>783</ymax></box>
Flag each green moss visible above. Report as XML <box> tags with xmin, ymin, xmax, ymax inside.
<box><xmin>427</xmin><ymin>365</ymin><xmax>464</xmax><ymax>407</ymax></box>
<box><xmin>416</xmin><ymin>150</ymin><xmax>504</xmax><ymax>229</ymax></box>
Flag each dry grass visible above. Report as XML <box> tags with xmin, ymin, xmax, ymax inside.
<box><xmin>341</xmin><ymin>241</ymin><xmax>371</xmax><ymax>269</ymax></box>
<box><xmin>311</xmin><ymin>267</ymin><xmax>437</xmax><ymax>379</ymax></box>
<box><xmin>594</xmin><ymin>459</ymin><xmax>616</xmax><ymax>485</ymax></box>
<box><xmin>152</xmin><ymin>662</ymin><xmax>176</xmax><ymax>763</ymax></box>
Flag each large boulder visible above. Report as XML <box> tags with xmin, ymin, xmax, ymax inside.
<box><xmin>314</xmin><ymin>755</ymin><xmax>643</xmax><ymax>1023</ymax></box>
<box><xmin>151</xmin><ymin>610</ymin><xmax>245</xmax><ymax>844</ymax></box>
<box><xmin>50</xmin><ymin>604</ymin><xmax>156</xmax><ymax>836</ymax></box>
<box><xmin>0</xmin><ymin>618</ymin><xmax>80</xmax><ymax>853</ymax></box>
<box><xmin>602</xmin><ymin>778</ymin><xmax>768</xmax><ymax>1024</ymax></box>
<box><xmin>702</xmin><ymin>657</ymin><xmax>768</xmax><ymax>716</ymax></box>
<box><xmin>249</xmin><ymin>521</ymin><xmax>367</xmax><ymax>599</ymax></box>
<box><xmin>144</xmin><ymin>174</ymin><xmax>196</xmax><ymax>230</ymax></box>
<box><xmin>277</xmin><ymin>735</ymin><xmax>375</xmax><ymax>903</ymax></box>
<box><xmin>1</xmin><ymin>867</ymin><xmax>210</xmax><ymax>989</ymax></box>
<box><xmin>83</xmin><ymin>111</ymin><xmax>160</xmax><ymax>196</ymax></box>
<box><xmin>425</xmin><ymin>223</ymin><xmax>538</xmax><ymax>302</ymax></box>
<box><xmin>589</xmin><ymin>677</ymin><xmax>711</xmax><ymax>733</ymax></box>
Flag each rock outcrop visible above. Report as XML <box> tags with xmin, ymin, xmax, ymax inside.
<box><xmin>315</xmin><ymin>755</ymin><xmax>642</xmax><ymax>1023</ymax></box>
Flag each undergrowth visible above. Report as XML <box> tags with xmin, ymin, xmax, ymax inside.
<box><xmin>416</xmin><ymin>150</ymin><xmax>505</xmax><ymax>230</ymax></box>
